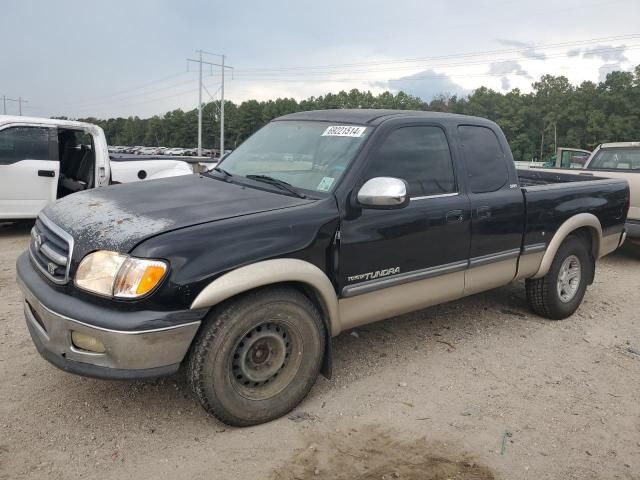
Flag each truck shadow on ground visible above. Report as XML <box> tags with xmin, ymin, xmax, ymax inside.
<box><xmin>269</xmin><ymin>424</ymin><xmax>494</xmax><ymax>480</ymax></box>
<box><xmin>0</xmin><ymin>221</ymin><xmax>34</xmax><ymax>237</ymax></box>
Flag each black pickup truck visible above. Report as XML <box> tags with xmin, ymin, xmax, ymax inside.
<box><xmin>17</xmin><ymin>110</ymin><xmax>629</xmax><ymax>426</ymax></box>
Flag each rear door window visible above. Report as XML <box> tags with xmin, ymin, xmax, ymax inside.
<box><xmin>364</xmin><ymin>126</ymin><xmax>456</xmax><ymax>198</ymax></box>
<box><xmin>0</xmin><ymin>126</ymin><xmax>52</xmax><ymax>164</ymax></box>
<box><xmin>458</xmin><ymin>125</ymin><xmax>508</xmax><ymax>193</ymax></box>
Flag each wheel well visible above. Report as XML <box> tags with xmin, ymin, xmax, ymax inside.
<box><xmin>279</xmin><ymin>282</ymin><xmax>334</xmax><ymax>379</ymax></box>
<box><xmin>571</xmin><ymin>227</ymin><xmax>596</xmax><ymax>256</ymax></box>
<box><xmin>569</xmin><ymin>227</ymin><xmax>597</xmax><ymax>284</ymax></box>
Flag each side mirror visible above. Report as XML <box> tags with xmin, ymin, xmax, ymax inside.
<box><xmin>357</xmin><ymin>177</ymin><xmax>409</xmax><ymax>209</ymax></box>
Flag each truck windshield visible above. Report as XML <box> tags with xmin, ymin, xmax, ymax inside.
<box><xmin>218</xmin><ymin>121</ymin><xmax>370</xmax><ymax>193</ymax></box>
<box><xmin>588</xmin><ymin>147</ymin><xmax>640</xmax><ymax>171</ymax></box>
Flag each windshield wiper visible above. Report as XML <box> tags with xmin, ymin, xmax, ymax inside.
<box><xmin>207</xmin><ymin>165</ymin><xmax>233</xmax><ymax>182</ymax></box>
<box><xmin>245</xmin><ymin>174</ymin><xmax>307</xmax><ymax>198</ymax></box>
<box><xmin>213</xmin><ymin>165</ymin><xmax>233</xmax><ymax>177</ymax></box>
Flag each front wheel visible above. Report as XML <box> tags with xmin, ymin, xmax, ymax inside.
<box><xmin>187</xmin><ymin>287</ymin><xmax>325</xmax><ymax>427</ymax></box>
<box><xmin>525</xmin><ymin>235</ymin><xmax>593</xmax><ymax>320</ymax></box>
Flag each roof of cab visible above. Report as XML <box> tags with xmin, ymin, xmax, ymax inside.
<box><xmin>0</xmin><ymin>115</ymin><xmax>99</xmax><ymax>130</ymax></box>
<box><xmin>601</xmin><ymin>141</ymin><xmax>640</xmax><ymax>148</ymax></box>
<box><xmin>274</xmin><ymin>109</ymin><xmax>496</xmax><ymax>127</ymax></box>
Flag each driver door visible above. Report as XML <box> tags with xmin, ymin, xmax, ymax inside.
<box><xmin>0</xmin><ymin>125</ymin><xmax>58</xmax><ymax>219</ymax></box>
<box><xmin>337</xmin><ymin>124</ymin><xmax>471</xmax><ymax>329</ymax></box>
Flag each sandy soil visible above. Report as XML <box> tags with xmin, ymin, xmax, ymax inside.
<box><xmin>1</xmin><ymin>221</ymin><xmax>639</xmax><ymax>480</ymax></box>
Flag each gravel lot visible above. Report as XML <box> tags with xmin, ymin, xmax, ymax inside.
<box><xmin>1</xmin><ymin>221</ymin><xmax>639</xmax><ymax>480</ymax></box>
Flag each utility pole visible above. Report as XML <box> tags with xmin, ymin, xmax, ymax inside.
<box><xmin>220</xmin><ymin>54</ymin><xmax>225</xmax><ymax>158</ymax></box>
<box><xmin>187</xmin><ymin>51</ymin><xmax>233</xmax><ymax>157</ymax></box>
<box><xmin>198</xmin><ymin>50</ymin><xmax>203</xmax><ymax>156</ymax></box>
<box><xmin>1</xmin><ymin>95</ymin><xmax>27</xmax><ymax>115</ymax></box>
<box><xmin>540</xmin><ymin>124</ymin><xmax>545</xmax><ymax>162</ymax></box>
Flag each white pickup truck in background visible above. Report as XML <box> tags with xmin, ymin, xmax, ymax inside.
<box><xmin>0</xmin><ymin>116</ymin><xmax>211</xmax><ymax>220</ymax></box>
<box><xmin>527</xmin><ymin>142</ymin><xmax>640</xmax><ymax>248</ymax></box>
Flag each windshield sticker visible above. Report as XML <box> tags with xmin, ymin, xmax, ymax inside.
<box><xmin>317</xmin><ymin>177</ymin><xmax>335</xmax><ymax>191</ymax></box>
<box><xmin>321</xmin><ymin>125</ymin><xmax>367</xmax><ymax>137</ymax></box>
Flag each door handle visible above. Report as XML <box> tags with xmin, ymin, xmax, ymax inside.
<box><xmin>446</xmin><ymin>209</ymin><xmax>465</xmax><ymax>223</ymax></box>
<box><xmin>477</xmin><ymin>206</ymin><xmax>491</xmax><ymax>220</ymax></box>
<box><xmin>38</xmin><ymin>170</ymin><xmax>56</xmax><ymax>178</ymax></box>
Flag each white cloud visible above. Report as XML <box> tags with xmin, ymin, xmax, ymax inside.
<box><xmin>497</xmin><ymin>39</ymin><xmax>547</xmax><ymax>60</ymax></box>
<box><xmin>388</xmin><ymin>69</ymin><xmax>470</xmax><ymax>101</ymax></box>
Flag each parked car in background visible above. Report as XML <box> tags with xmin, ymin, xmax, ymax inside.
<box><xmin>16</xmin><ymin>109</ymin><xmax>629</xmax><ymax>426</ymax></box>
<box><xmin>514</xmin><ymin>147</ymin><xmax>591</xmax><ymax>170</ymax></box>
<box><xmin>531</xmin><ymin>142</ymin><xmax>639</xmax><ymax>247</ymax></box>
<box><xmin>0</xmin><ymin>116</ymin><xmax>199</xmax><ymax>220</ymax></box>
<box><xmin>164</xmin><ymin>147</ymin><xmax>186</xmax><ymax>156</ymax></box>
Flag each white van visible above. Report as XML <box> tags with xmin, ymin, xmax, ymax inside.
<box><xmin>0</xmin><ymin>116</ymin><xmax>196</xmax><ymax>220</ymax></box>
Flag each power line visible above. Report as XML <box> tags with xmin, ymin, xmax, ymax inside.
<box><xmin>61</xmin><ymin>71</ymin><xmax>191</xmax><ymax>107</ymax></box>
<box><xmin>235</xmin><ymin>34</ymin><xmax>640</xmax><ymax>74</ymax></box>
<box><xmin>232</xmin><ymin>44</ymin><xmax>640</xmax><ymax>82</ymax></box>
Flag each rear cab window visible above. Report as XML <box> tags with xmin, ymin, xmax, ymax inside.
<box><xmin>0</xmin><ymin>126</ymin><xmax>55</xmax><ymax>164</ymax></box>
<box><xmin>588</xmin><ymin>147</ymin><xmax>640</xmax><ymax>170</ymax></box>
<box><xmin>363</xmin><ymin>125</ymin><xmax>457</xmax><ymax>198</ymax></box>
<box><xmin>458</xmin><ymin>125</ymin><xmax>508</xmax><ymax>193</ymax></box>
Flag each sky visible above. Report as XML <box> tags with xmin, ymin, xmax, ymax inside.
<box><xmin>1</xmin><ymin>0</ymin><xmax>639</xmax><ymax>119</ymax></box>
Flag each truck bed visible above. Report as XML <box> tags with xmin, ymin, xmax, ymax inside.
<box><xmin>516</xmin><ymin>168</ymin><xmax>605</xmax><ymax>187</ymax></box>
<box><xmin>517</xmin><ymin>168</ymin><xmax>628</xmax><ymax>252</ymax></box>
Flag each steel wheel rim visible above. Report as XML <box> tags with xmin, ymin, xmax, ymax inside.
<box><xmin>229</xmin><ymin>321</ymin><xmax>302</xmax><ymax>400</ymax></box>
<box><xmin>557</xmin><ymin>255</ymin><xmax>581</xmax><ymax>303</ymax></box>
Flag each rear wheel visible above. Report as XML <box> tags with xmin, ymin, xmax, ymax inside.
<box><xmin>525</xmin><ymin>235</ymin><xmax>592</xmax><ymax>320</ymax></box>
<box><xmin>187</xmin><ymin>286</ymin><xmax>325</xmax><ymax>427</ymax></box>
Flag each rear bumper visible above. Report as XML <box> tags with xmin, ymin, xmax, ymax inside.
<box><xmin>16</xmin><ymin>252</ymin><xmax>203</xmax><ymax>380</ymax></box>
<box><xmin>626</xmin><ymin>219</ymin><xmax>640</xmax><ymax>241</ymax></box>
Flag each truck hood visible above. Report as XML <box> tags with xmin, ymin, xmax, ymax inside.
<box><xmin>42</xmin><ymin>174</ymin><xmax>314</xmax><ymax>258</ymax></box>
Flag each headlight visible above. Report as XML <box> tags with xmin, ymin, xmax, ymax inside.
<box><xmin>75</xmin><ymin>250</ymin><xmax>168</xmax><ymax>298</ymax></box>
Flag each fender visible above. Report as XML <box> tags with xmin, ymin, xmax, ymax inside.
<box><xmin>532</xmin><ymin>213</ymin><xmax>602</xmax><ymax>279</ymax></box>
<box><xmin>190</xmin><ymin>258</ymin><xmax>341</xmax><ymax>336</ymax></box>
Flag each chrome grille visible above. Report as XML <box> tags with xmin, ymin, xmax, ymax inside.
<box><xmin>29</xmin><ymin>215</ymin><xmax>74</xmax><ymax>284</ymax></box>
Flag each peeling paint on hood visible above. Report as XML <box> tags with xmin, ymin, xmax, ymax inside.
<box><xmin>41</xmin><ymin>174</ymin><xmax>313</xmax><ymax>260</ymax></box>
<box><xmin>43</xmin><ymin>190</ymin><xmax>175</xmax><ymax>254</ymax></box>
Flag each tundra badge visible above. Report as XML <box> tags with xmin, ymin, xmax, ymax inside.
<box><xmin>348</xmin><ymin>267</ymin><xmax>400</xmax><ymax>283</ymax></box>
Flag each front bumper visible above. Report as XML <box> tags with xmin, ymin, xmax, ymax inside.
<box><xmin>16</xmin><ymin>252</ymin><xmax>204</xmax><ymax>380</ymax></box>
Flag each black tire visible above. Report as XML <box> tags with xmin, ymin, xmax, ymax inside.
<box><xmin>187</xmin><ymin>286</ymin><xmax>325</xmax><ymax>427</ymax></box>
<box><xmin>525</xmin><ymin>235</ymin><xmax>593</xmax><ymax>320</ymax></box>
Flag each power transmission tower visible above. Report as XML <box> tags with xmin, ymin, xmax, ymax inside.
<box><xmin>187</xmin><ymin>50</ymin><xmax>233</xmax><ymax>157</ymax></box>
<box><xmin>2</xmin><ymin>95</ymin><xmax>28</xmax><ymax>115</ymax></box>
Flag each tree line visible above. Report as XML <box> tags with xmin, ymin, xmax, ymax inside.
<box><xmin>75</xmin><ymin>65</ymin><xmax>640</xmax><ymax>161</ymax></box>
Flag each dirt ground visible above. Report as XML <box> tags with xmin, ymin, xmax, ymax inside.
<box><xmin>1</xmin><ymin>221</ymin><xmax>639</xmax><ymax>480</ymax></box>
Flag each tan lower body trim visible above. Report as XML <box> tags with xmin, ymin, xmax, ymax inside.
<box><xmin>338</xmin><ymin>255</ymin><xmax>526</xmax><ymax>333</ymax></box>
<box><xmin>514</xmin><ymin>251</ymin><xmax>545</xmax><ymax>280</ymax></box>
<box><xmin>337</xmin><ymin>271</ymin><xmax>464</xmax><ymax>332</ymax></box>
<box><xmin>599</xmin><ymin>232</ymin><xmax>622</xmax><ymax>258</ymax></box>
<box><xmin>463</xmin><ymin>258</ymin><xmax>517</xmax><ymax>296</ymax></box>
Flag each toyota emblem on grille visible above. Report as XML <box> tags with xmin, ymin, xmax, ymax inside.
<box><xmin>47</xmin><ymin>263</ymin><xmax>56</xmax><ymax>275</ymax></box>
<box><xmin>34</xmin><ymin>232</ymin><xmax>43</xmax><ymax>249</ymax></box>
